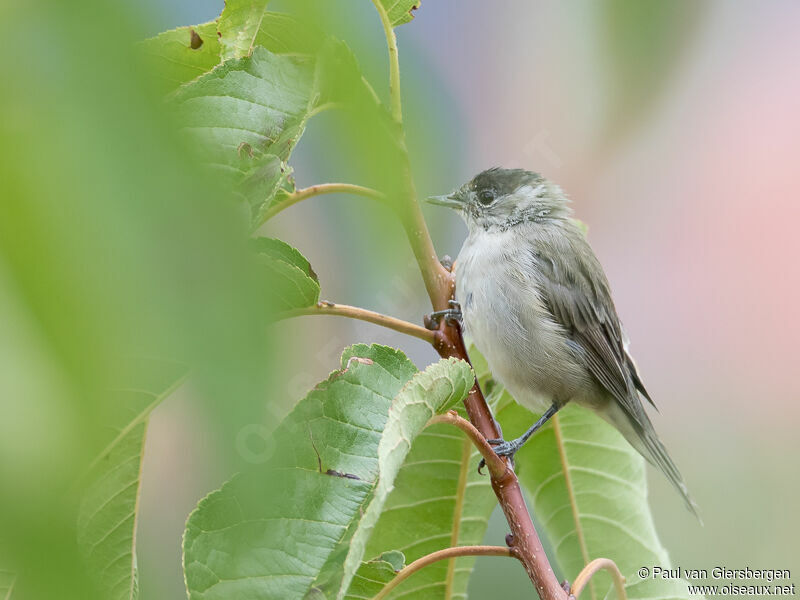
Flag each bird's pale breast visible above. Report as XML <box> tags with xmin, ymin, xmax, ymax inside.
<box><xmin>456</xmin><ymin>226</ymin><xmax>595</xmax><ymax>413</ymax></box>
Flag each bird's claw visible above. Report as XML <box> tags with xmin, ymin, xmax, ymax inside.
<box><xmin>477</xmin><ymin>437</ymin><xmax>523</xmax><ymax>474</ymax></box>
<box><xmin>488</xmin><ymin>440</ymin><xmax>522</xmax><ymax>458</ymax></box>
<box><xmin>423</xmin><ymin>300</ymin><xmax>463</xmax><ymax>330</ymax></box>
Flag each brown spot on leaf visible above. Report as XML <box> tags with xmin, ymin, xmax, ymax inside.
<box><xmin>189</xmin><ymin>28</ymin><xmax>203</xmax><ymax>50</ymax></box>
<box><xmin>326</xmin><ymin>469</ymin><xmax>361</xmax><ymax>480</ymax></box>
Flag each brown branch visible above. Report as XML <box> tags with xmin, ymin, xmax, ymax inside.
<box><xmin>570</xmin><ymin>558</ymin><xmax>628</xmax><ymax>600</ymax></box>
<box><xmin>372</xmin><ymin>545</ymin><xmax>514</xmax><ymax>600</ymax></box>
<box><xmin>276</xmin><ymin>301</ymin><xmax>435</xmax><ymax>344</ymax></box>
<box><xmin>432</xmin><ymin>321</ymin><xmax>569</xmax><ymax>600</ymax></box>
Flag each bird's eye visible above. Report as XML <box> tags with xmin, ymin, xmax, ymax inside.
<box><xmin>478</xmin><ymin>190</ymin><xmax>495</xmax><ymax>206</ymax></box>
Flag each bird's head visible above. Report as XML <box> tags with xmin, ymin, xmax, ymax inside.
<box><xmin>428</xmin><ymin>168</ymin><xmax>570</xmax><ymax>232</ymax></box>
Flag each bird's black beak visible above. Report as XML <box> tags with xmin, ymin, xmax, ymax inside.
<box><xmin>426</xmin><ymin>192</ymin><xmax>463</xmax><ymax>209</ymax></box>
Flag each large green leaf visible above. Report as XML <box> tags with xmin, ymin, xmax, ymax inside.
<box><xmin>183</xmin><ymin>344</ymin><xmax>410</xmax><ymax>600</ymax></box>
<box><xmin>349</xmin><ymin>407</ymin><xmax>497</xmax><ymax>600</ymax></box>
<box><xmin>182</xmin><ymin>347</ymin><xmax>476</xmax><ymax>600</ymax></box>
<box><xmin>338</xmin><ymin>357</ymin><xmax>476</xmax><ymax>599</ymax></box>
<box><xmin>380</xmin><ymin>0</ymin><xmax>422</xmax><ymax>27</ymax></box>
<box><xmin>76</xmin><ymin>359</ymin><xmax>186</xmax><ymax>600</ymax></box>
<box><xmin>498</xmin><ymin>398</ymin><xmax>697</xmax><ymax>600</ymax></box>
<box><xmin>343</xmin><ymin>352</ymin><xmax>499</xmax><ymax>599</ymax></box>
<box><xmin>171</xmin><ymin>46</ymin><xmax>317</xmax><ymax>221</ymax></box>
<box><xmin>140</xmin><ymin>12</ymin><xmax>324</xmax><ymax>95</ymax></box>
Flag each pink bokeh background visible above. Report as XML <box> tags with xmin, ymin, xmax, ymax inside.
<box><xmin>138</xmin><ymin>2</ymin><xmax>800</xmax><ymax>596</ymax></box>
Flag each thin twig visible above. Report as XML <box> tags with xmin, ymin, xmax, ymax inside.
<box><xmin>429</xmin><ymin>411</ymin><xmax>506</xmax><ymax>479</ymax></box>
<box><xmin>276</xmin><ymin>301</ymin><xmax>435</xmax><ymax>344</ymax></box>
<box><xmin>570</xmin><ymin>558</ymin><xmax>627</xmax><ymax>600</ymax></box>
<box><xmin>369</xmin><ymin>0</ymin><xmax>403</xmax><ymax>124</ymax></box>
<box><xmin>372</xmin><ymin>545</ymin><xmax>515</xmax><ymax>600</ymax></box>
<box><xmin>257</xmin><ymin>183</ymin><xmax>383</xmax><ymax>227</ymax></box>
<box><xmin>370</xmin><ymin>0</ymin><xmax>451</xmax><ymax>310</ymax></box>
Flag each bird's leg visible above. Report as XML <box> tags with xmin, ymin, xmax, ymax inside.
<box><xmin>478</xmin><ymin>404</ymin><xmax>560</xmax><ymax>472</ymax></box>
<box><xmin>424</xmin><ymin>299</ymin><xmax>462</xmax><ymax>330</ymax></box>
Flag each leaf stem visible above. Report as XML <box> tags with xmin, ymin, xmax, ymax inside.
<box><xmin>570</xmin><ymin>558</ymin><xmax>628</xmax><ymax>600</ymax></box>
<box><xmin>428</xmin><ymin>411</ymin><xmax>507</xmax><ymax>480</ymax></box>
<box><xmin>257</xmin><ymin>183</ymin><xmax>383</xmax><ymax>226</ymax></box>
<box><xmin>371</xmin><ymin>0</ymin><xmax>452</xmax><ymax>310</ymax></box>
<box><xmin>372</xmin><ymin>545</ymin><xmax>514</xmax><ymax>600</ymax></box>
<box><xmin>369</xmin><ymin>0</ymin><xmax>403</xmax><ymax>124</ymax></box>
<box><xmin>276</xmin><ymin>301</ymin><xmax>435</xmax><ymax>343</ymax></box>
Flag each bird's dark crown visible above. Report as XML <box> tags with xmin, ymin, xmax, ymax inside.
<box><xmin>470</xmin><ymin>167</ymin><xmax>544</xmax><ymax>199</ymax></box>
<box><xmin>435</xmin><ymin>167</ymin><xmax>570</xmax><ymax>232</ymax></box>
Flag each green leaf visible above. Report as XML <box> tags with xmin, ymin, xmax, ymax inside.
<box><xmin>0</xmin><ymin>571</ymin><xmax>15</xmax><ymax>599</ymax></box>
<box><xmin>380</xmin><ymin>0</ymin><xmax>422</xmax><ymax>27</ymax></box>
<box><xmin>344</xmin><ymin>552</ymin><xmax>404</xmax><ymax>600</ymax></box>
<box><xmin>183</xmin><ymin>349</ymin><xmax>477</xmax><ymax>600</ymax></box>
<box><xmin>338</xmin><ymin>357</ymin><xmax>475</xmax><ymax>599</ymax></box>
<box><xmin>139</xmin><ymin>21</ymin><xmax>222</xmax><ymax>93</ymax></box>
<box><xmin>251</xmin><ymin>238</ymin><xmax>320</xmax><ymax>311</ymax></box>
<box><xmin>76</xmin><ymin>359</ymin><xmax>185</xmax><ymax>600</ymax></box>
<box><xmin>350</xmin><ymin>410</ymin><xmax>496</xmax><ymax>600</ymax></box>
<box><xmin>217</xmin><ymin>0</ymin><xmax>271</xmax><ymax>60</ymax></box>
<box><xmin>140</xmin><ymin>12</ymin><xmax>326</xmax><ymax>95</ymax></box>
<box><xmin>254</xmin><ymin>12</ymin><xmax>325</xmax><ymax>56</ymax></box>
<box><xmin>251</xmin><ymin>237</ymin><xmax>317</xmax><ymax>282</ymax></box>
<box><xmin>499</xmin><ymin>399</ymin><xmax>696</xmax><ymax>600</ymax></box>
<box><xmin>171</xmin><ymin>46</ymin><xmax>317</xmax><ymax>221</ymax></box>
<box><xmin>182</xmin><ymin>345</ymin><xmax>417</xmax><ymax>600</ymax></box>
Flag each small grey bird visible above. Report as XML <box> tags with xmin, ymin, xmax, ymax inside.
<box><xmin>429</xmin><ymin>167</ymin><xmax>698</xmax><ymax>516</ymax></box>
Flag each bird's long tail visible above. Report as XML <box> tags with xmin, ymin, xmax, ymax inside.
<box><xmin>636</xmin><ymin>428</ymin><xmax>702</xmax><ymax>522</ymax></box>
<box><xmin>601</xmin><ymin>402</ymin><xmax>702</xmax><ymax>522</ymax></box>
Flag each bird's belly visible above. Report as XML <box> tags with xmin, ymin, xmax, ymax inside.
<box><xmin>457</xmin><ymin>243</ymin><xmax>588</xmax><ymax>414</ymax></box>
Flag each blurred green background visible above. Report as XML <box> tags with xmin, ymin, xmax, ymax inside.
<box><xmin>2</xmin><ymin>0</ymin><xmax>798</xmax><ymax>598</ymax></box>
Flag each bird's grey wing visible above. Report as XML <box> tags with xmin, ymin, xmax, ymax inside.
<box><xmin>533</xmin><ymin>231</ymin><xmax>697</xmax><ymax>517</ymax></box>
<box><xmin>532</xmin><ymin>233</ymin><xmax>647</xmax><ymax>419</ymax></box>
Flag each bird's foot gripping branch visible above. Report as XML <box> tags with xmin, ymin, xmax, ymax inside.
<box><xmin>58</xmin><ymin>2</ymin><xmax>703</xmax><ymax>600</ymax></box>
